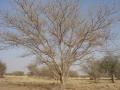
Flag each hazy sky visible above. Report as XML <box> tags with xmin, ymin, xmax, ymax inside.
<box><xmin>0</xmin><ymin>0</ymin><xmax>120</xmax><ymax>73</ymax></box>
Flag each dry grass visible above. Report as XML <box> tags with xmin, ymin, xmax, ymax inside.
<box><xmin>0</xmin><ymin>76</ymin><xmax>120</xmax><ymax>90</ymax></box>
<box><xmin>66</xmin><ymin>78</ymin><xmax>120</xmax><ymax>90</ymax></box>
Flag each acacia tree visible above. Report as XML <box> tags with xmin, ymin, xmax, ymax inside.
<box><xmin>0</xmin><ymin>61</ymin><xmax>6</xmax><ymax>78</ymax></box>
<box><xmin>115</xmin><ymin>62</ymin><xmax>120</xmax><ymax>80</ymax></box>
<box><xmin>0</xmin><ymin>0</ymin><xmax>119</xmax><ymax>89</ymax></box>
<box><xmin>100</xmin><ymin>55</ymin><xmax>119</xmax><ymax>83</ymax></box>
<box><xmin>82</xmin><ymin>59</ymin><xmax>101</xmax><ymax>83</ymax></box>
<box><xmin>27</xmin><ymin>63</ymin><xmax>40</xmax><ymax>76</ymax></box>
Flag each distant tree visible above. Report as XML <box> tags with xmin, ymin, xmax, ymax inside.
<box><xmin>27</xmin><ymin>64</ymin><xmax>40</xmax><ymax>76</ymax></box>
<box><xmin>28</xmin><ymin>63</ymin><xmax>79</xmax><ymax>78</ymax></box>
<box><xmin>39</xmin><ymin>67</ymin><xmax>54</xmax><ymax>78</ymax></box>
<box><xmin>27</xmin><ymin>63</ymin><xmax>56</xmax><ymax>78</ymax></box>
<box><xmin>0</xmin><ymin>61</ymin><xmax>6</xmax><ymax>78</ymax></box>
<box><xmin>100</xmin><ymin>55</ymin><xmax>119</xmax><ymax>83</ymax></box>
<box><xmin>69</xmin><ymin>70</ymin><xmax>79</xmax><ymax>78</ymax></box>
<box><xmin>11</xmin><ymin>71</ymin><xmax>24</xmax><ymax>76</ymax></box>
<box><xmin>82</xmin><ymin>60</ymin><xmax>101</xmax><ymax>82</ymax></box>
<box><xmin>27</xmin><ymin>64</ymin><xmax>58</xmax><ymax>79</ymax></box>
<box><xmin>115</xmin><ymin>62</ymin><xmax>120</xmax><ymax>80</ymax></box>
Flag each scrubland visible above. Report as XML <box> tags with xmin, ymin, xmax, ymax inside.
<box><xmin>0</xmin><ymin>76</ymin><xmax>120</xmax><ymax>90</ymax></box>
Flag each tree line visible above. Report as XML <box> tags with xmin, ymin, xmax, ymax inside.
<box><xmin>0</xmin><ymin>54</ymin><xmax>120</xmax><ymax>84</ymax></box>
<box><xmin>82</xmin><ymin>54</ymin><xmax>120</xmax><ymax>83</ymax></box>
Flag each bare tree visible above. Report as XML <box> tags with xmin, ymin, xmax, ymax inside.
<box><xmin>69</xmin><ymin>70</ymin><xmax>79</xmax><ymax>78</ymax></box>
<box><xmin>82</xmin><ymin>59</ymin><xmax>101</xmax><ymax>83</ymax></box>
<box><xmin>27</xmin><ymin>63</ymin><xmax>40</xmax><ymax>76</ymax></box>
<box><xmin>27</xmin><ymin>63</ymin><xmax>55</xmax><ymax>78</ymax></box>
<box><xmin>0</xmin><ymin>0</ymin><xmax>119</xmax><ymax>89</ymax></box>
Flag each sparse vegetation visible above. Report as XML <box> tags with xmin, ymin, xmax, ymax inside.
<box><xmin>27</xmin><ymin>64</ymin><xmax>40</xmax><ymax>76</ymax></box>
<box><xmin>0</xmin><ymin>0</ymin><xmax>118</xmax><ymax>89</ymax></box>
<box><xmin>0</xmin><ymin>76</ymin><xmax>120</xmax><ymax>90</ymax></box>
<box><xmin>27</xmin><ymin>64</ymin><xmax>53</xmax><ymax>78</ymax></box>
<box><xmin>9</xmin><ymin>71</ymin><xmax>24</xmax><ymax>76</ymax></box>
<box><xmin>0</xmin><ymin>0</ymin><xmax>120</xmax><ymax>90</ymax></box>
<box><xmin>115</xmin><ymin>62</ymin><xmax>120</xmax><ymax>80</ymax></box>
<box><xmin>0</xmin><ymin>61</ymin><xmax>6</xmax><ymax>78</ymax></box>
<box><xmin>82</xmin><ymin>59</ymin><xmax>102</xmax><ymax>82</ymax></box>
<box><xmin>69</xmin><ymin>70</ymin><xmax>79</xmax><ymax>78</ymax></box>
<box><xmin>100</xmin><ymin>54</ymin><xmax>119</xmax><ymax>83</ymax></box>
<box><xmin>27</xmin><ymin>63</ymin><xmax>79</xmax><ymax>79</ymax></box>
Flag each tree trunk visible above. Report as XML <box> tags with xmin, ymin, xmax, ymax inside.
<box><xmin>94</xmin><ymin>77</ymin><xmax>97</xmax><ymax>83</ymax></box>
<box><xmin>111</xmin><ymin>74</ymin><xmax>115</xmax><ymax>83</ymax></box>
<box><xmin>60</xmin><ymin>75</ymin><xmax>65</xmax><ymax>90</ymax></box>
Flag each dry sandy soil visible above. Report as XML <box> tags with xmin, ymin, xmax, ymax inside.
<box><xmin>0</xmin><ymin>76</ymin><xmax>120</xmax><ymax>90</ymax></box>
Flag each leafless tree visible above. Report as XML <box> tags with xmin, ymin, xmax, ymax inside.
<box><xmin>0</xmin><ymin>0</ymin><xmax>119</xmax><ymax>89</ymax></box>
<box><xmin>27</xmin><ymin>63</ymin><xmax>40</xmax><ymax>76</ymax></box>
<box><xmin>82</xmin><ymin>59</ymin><xmax>102</xmax><ymax>83</ymax></box>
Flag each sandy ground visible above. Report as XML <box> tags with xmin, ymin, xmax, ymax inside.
<box><xmin>0</xmin><ymin>76</ymin><xmax>120</xmax><ymax>90</ymax></box>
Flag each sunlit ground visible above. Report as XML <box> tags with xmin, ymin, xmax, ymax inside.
<box><xmin>0</xmin><ymin>76</ymin><xmax>120</xmax><ymax>90</ymax></box>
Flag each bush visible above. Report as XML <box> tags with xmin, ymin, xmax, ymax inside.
<box><xmin>10</xmin><ymin>71</ymin><xmax>24</xmax><ymax>76</ymax></box>
<box><xmin>39</xmin><ymin>67</ymin><xmax>53</xmax><ymax>78</ymax></box>
<box><xmin>0</xmin><ymin>61</ymin><xmax>6</xmax><ymax>78</ymax></box>
<box><xmin>100</xmin><ymin>55</ymin><xmax>119</xmax><ymax>83</ymax></box>
<box><xmin>115</xmin><ymin>63</ymin><xmax>120</xmax><ymax>80</ymax></box>
<box><xmin>27</xmin><ymin>64</ymin><xmax>41</xmax><ymax>76</ymax></box>
<box><xmin>28</xmin><ymin>63</ymin><xmax>79</xmax><ymax>79</ymax></box>
<box><xmin>82</xmin><ymin>60</ymin><xmax>102</xmax><ymax>82</ymax></box>
<box><xmin>69</xmin><ymin>70</ymin><xmax>79</xmax><ymax>77</ymax></box>
<box><xmin>27</xmin><ymin>64</ymin><xmax>53</xmax><ymax>78</ymax></box>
